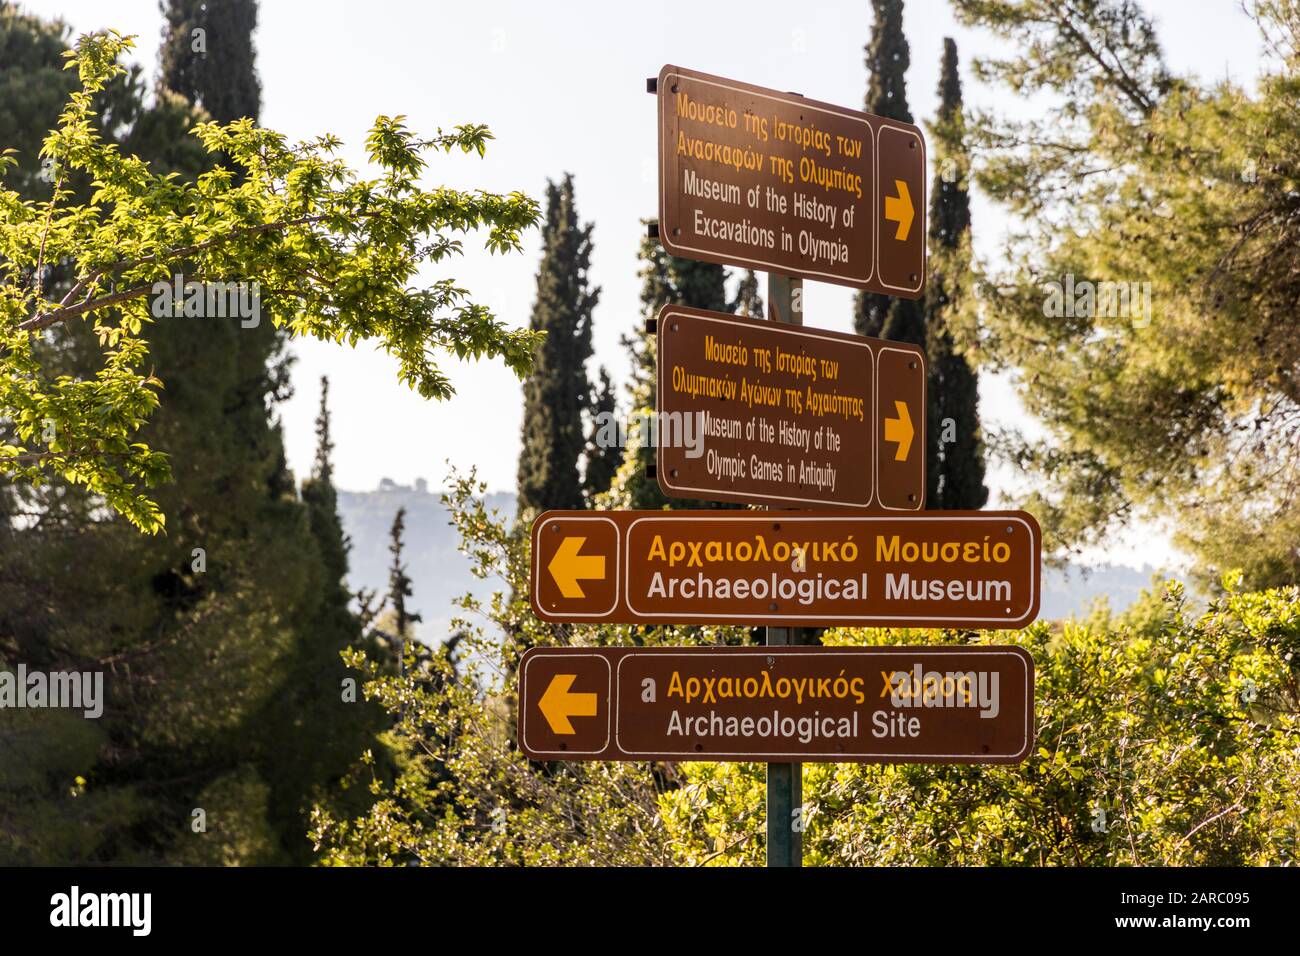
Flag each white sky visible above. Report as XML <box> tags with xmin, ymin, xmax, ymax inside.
<box><xmin>17</xmin><ymin>0</ymin><xmax>1267</xmax><ymax>570</ymax></box>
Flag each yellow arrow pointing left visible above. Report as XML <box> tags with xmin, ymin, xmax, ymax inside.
<box><xmin>538</xmin><ymin>673</ymin><xmax>598</xmax><ymax>735</ymax></box>
<box><xmin>548</xmin><ymin>536</ymin><xmax>606</xmax><ymax>599</ymax></box>
<box><xmin>884</xmin><ymin>400</ymin><xmax>914</xmax><ymax>462</ymax></box>
<box><xmin>884</xmin><ymin>179</ymin><xmax>914</xmax><ymax>242</ymax></box>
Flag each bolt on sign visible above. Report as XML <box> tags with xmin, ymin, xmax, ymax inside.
<box><xmin>518</xmin><ymin>646</ymin><xmax>1034</xmax><ymax>764</ymax></box>
<box><xmin>655</xmin><ymin>64</ymin><xmax>926</xmax><ymax>296</ymax></box>
<box><xmin>655</xmin><ymin>304</ymin><xmax>925</xmax><ymax>510</ymax></box>
<box><xmin>530</xmin><ymin>510</ymin><xmax>1040</xmax><ymax>628</ymax></box>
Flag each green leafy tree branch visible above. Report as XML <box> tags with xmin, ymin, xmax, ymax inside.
<box><xmin>1</xmin><ymin>31</ymin><xmax>541</xmax><ymax>532</ymax></box>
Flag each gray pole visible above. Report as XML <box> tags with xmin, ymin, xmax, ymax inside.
<box><xmin>765</xmin><ymin>272</ymin><xmax>803</xmax><ymax>868</ymax></box>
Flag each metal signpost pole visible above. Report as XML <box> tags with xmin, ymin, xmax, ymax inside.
<box><xmin>766</xmin><ymin>272</ymin><xmax>802</xmax><ymax>868</ymax></box>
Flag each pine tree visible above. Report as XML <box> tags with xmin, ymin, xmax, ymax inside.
<box><xmin>0</xmin><ymin>4</ymin><xmax>387</xmax><ymax>864</ymax></box>
<box><xmin>159</xmin><ymin>0</ymin><xmax>261</xmax><ymax>123</ymax></box>
<box><xmin>926</xmin><ymin>39</ymin><xmax>987</xmax><ymax>510</ymax></box>
<box><xmin>854</xmin><ymin>0</ymin><xmax>914</xmax><ymax>341</ymax></box>
<box><xmin>0</xmin><ymin>5</ymin><xmax>298</xmax><ymax>864</ymax></box>
<box><xmin>516</xmin><ymin>174</ymin><xmax>599</xmax><ymax>514</ymax></box>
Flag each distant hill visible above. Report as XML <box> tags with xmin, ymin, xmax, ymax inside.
<box><xmin>1039</xmin><ymin>562</ymin><xmax>1166</xmax><ymax>621</ymax></box>
<box><xmin>337</xmin><ymin>483</ymin><xmax>1166</xmax><ymax>643</ymax></box>
<box><xmin>337</xmin><ymin>480</ymin><xmax>514</xmax><ymax>644</ymax></box>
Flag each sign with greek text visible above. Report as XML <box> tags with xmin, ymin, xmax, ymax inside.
<box><xmin>656</xmin><ymin>64</ymin><xmax>926</xmax><ymax>295</ymax></box>
<box><xmin>517</xmin><ymin>645</ymin><xmax>1034</xmax><ymax>763</ymax></box>
<box><xmin>529</xmin><ymin>510</ymin><xmax>1040</xmax><ymax>628</ymax></box>
<box><xmin>655</xmin><ymin>304</ymin><xmax>925</xmax><ymax>509</ymax></box>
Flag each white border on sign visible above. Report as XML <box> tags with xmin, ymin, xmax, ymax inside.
<box><xmin>612</xmin><ymin>647</ymin><xmax>1033</xmax><ymax>761</ymax></box>
<box><xmin>622</xmin><ymin>514</ymin><xmax>1038</xmax><ymax>625</ymax></box>
<box><xmin>521</xmin><ymin>651</ymin><xmax>612</xmax><ymax>756</ymax></box>
<box><xmin>873</xmin><ymin>344</ymin><xmax>926</xmax><ymax>512</ymax></box>
<box><xmin>656</xmin><ymin>307</ymin><xmax>876</xmax><ymax>508</ymax></box>
<box><xmin>531</xmin><ymin>514</ymin><xmax>621</xmax><ymax>618</ymax></box>
<box><xmin>659</xmin><ymin>69</ymin><xmax>876</xmax><ymax>286</ymax></box>
<box><xmin>873</xmin><ymin>124</ymin><xmax>926</xmax><ymax>295</ymax></box>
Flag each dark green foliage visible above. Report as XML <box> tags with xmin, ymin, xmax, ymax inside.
<box><xmin>0</xmin><ymin>9</ymin><xmax>392</xmax><ymax>864</ymax></box>
<box><xmin>925</xmin><ymin>39</ymin><xmax>987</xmax><ymax>511</ymax></box>
<box><xmin>386</xmin><ymin>507</ymin><xmax>422</xmax><ymax>643</ymax></box>
<box><xmin>865</xmin><ymin>0</ymin><xmax>912</xmax><ymax>124</ymax></box>
<box><xmin>516</xmin><ymin>174</ymin><xmax>599</xmax><ymax>514</ymax></box>
<box><xmin>582</xmin><ymin>366</ymin><xmax>620</xmax><ymax>506</ymax></box>
<box><xmin>257</xmin><ymin>378</ymin><xmax>393</xmax><ymax>864</ymax></box>
<box><xmin>850</xmin><ymin>0</ymin><xmax>940</xmax><ymax>506</ymax></box>
<box><xmin>159</xmin><ymin>0</ymin><xmax>261</xmax><ymax>124</ymax></box>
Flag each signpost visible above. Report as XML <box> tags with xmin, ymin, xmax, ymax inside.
<box><xmin>654</xmin><ymin>64</ymin><xmax>926</xmax><ymax>297</ymax></box>
<box><xmin>655</xmin><ymin>303</ymin><xmax>926</xmax><ymax>510</ymax></box>
<box><xmin>529</xmin><ymin>509</ymin><xmax>1041</xmax><ymax>629</ymax></box>
<box><xmin>517</xmin><ymin>645</ymin><xmax>1035</xmax><ymax>764</ymax></box>
<box><xmin>513</xmin><ymin>64</ymin><xmax>1042</xmax><ymax>870</ymax></box>
<box><xmin>763</xmin><ymin>270</ymin><xmax>806</xmax><ymax>867</ymax></box>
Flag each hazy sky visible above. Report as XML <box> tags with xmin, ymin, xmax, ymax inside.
<box><xmin>17</xmin><ymin>1</ymin><xmax>1267</xmax><ymax>568</ymax></box>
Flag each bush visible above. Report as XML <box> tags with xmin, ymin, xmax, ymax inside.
<box><xmin>663</xmin><ymin>579</ymin><xmax>1300</xmax><ymax>866</ymax></box>
<box><xmin>314</xmin><ymin>479</ymin><xmax>1300</xmax><ymax>866</ymax></box>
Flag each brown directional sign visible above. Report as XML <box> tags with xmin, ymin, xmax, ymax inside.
<box><xmin>518</xmin><ymin>645</ymin><xmax>1034</xmax><ymax>764</ymax></box>
<box><xmin>655</xmin><ymin>304</ymin><xmax>924</xmax><ymax>510</ymax></box>
<box><xmin>656</xmin><ymin>64</ymin><xmax>926</xmax><ymax>296</ymax></box>
<box><xmin>530</xmin><ymin>510</ymin><xmax>1040</xmax><ymax>628</ymax></box>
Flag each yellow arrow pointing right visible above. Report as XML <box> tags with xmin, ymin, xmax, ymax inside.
<box><xmin>884</xmin><ymin>179</ymin><xmax>914</xmax><ymax>242</ymax></box>
<box><xmin>538</xmin><ymin>673</ymin><xmax>598</xmax><ymax>735</ymax></box>
<box><xmin>547</xmin><ymin>536</ymin><xmax>606</xmax><ymax>599</ymax></box>
<box><xmin>884</xmin><ymin>400</ymin><xmax>914</xmax><ymax>462</ymax></box>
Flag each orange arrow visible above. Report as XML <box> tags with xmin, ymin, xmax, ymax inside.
<box><xmin>884</xmin><ymin>179</ymin><xmax>914</xmax><ymax>242</ymax></box>
<box><xmin>547</xmin><ymin>536</ymin><xmax>605</xmax><ymax>599</ymax></box>
<box><xmin>884</xmin><ymin>400</ymin><xmax>914</xmax><ymax>462</ymax></box>
<box><xmin>538</xmin><ymin>674</ymin><xmax>598</xmax><ymax>735</ymax></box>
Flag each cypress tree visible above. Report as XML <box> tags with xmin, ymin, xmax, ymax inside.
<box><xmin>582</xmin><ymin>366</ymin><xmax>621</xmax><ymax>506</ymax></box>
<box><xmin>516</xmin><ymin>174</ymin><xmax>599</xmax><ymax>514</ymax></box>
<box><xmin>159</xmin><ymin>0</ymin><xmax>261</xmax><ymax>123</ymax></box>
<box><xmin>301</xmin><ymin>376</ymin><xmax>347</xmax><ymax>589</ymax></box>
<box><xmin>926</xmin><ymin>39</ymin><xmax>987</xmax><ymax>510</ymax></box>
<box><xmin>854</xmin><ymin>0</ymin><xmax>914</xmax><ymax>341</ymax></box>
<box><xmin>853</xmin><ymin>0</ymin><xmax>938</xmax><ymax>503</ymax></box>
<box><xmin>387</xmin><ymin>507</ymin><xmax>421</xmax><ymax>642</ymax></box>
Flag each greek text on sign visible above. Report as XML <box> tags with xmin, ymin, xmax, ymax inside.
<box><xmin>655</xmin><ymin>304</ymin><xmax>925</xmax><ymax>509</ymax></box>
<box><xmin>655</xmin><ymin>64</ymin><xmax>926</xmax><ymax>295</ymax></box>
<box><xmin>517</xmin><ymin>646</ymin><xmax>1034</xmax><ymax>763</ymax></box>
<box><xmin>529</xmin><ymin>510</ymin><xmax>1041</xmax><ymax>628</ymax></box>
